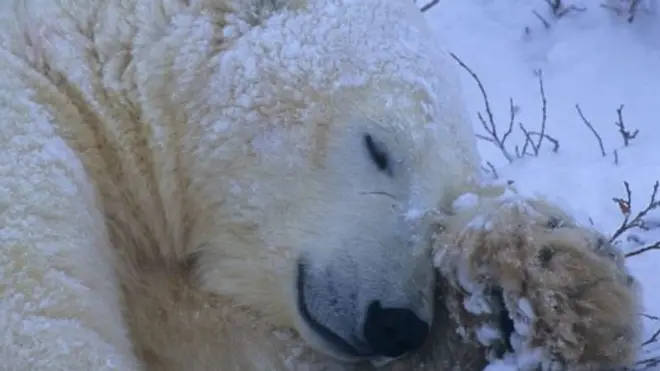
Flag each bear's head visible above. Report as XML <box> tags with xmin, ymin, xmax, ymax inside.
<box><xmin>135</xmin><ymin>0</ymin><xmax>481</xmax><ymax>365</ymax></box>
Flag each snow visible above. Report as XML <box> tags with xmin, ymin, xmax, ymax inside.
<box><xmin>423</xmin><ymin>0</ymin><xmax>660</xmax><ymax>369</ymax></box>
<box><xmin>476</xmin><ymin>323</ymin><xmax>502</xmax><ymax>346</ymax></box>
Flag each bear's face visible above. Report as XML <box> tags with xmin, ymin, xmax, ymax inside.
<box><xmin>288</xmin><ymin>112</ymin><xmax>441</xmax><ymax>363</ymax></box>
<box><xmin>159</xmin><ymin>0</ymin><xmax>480</xmax><ymax>366</ymax></box>
<box><xmin>193</xmin><ymin>88</ymin><xmax>469</xmax><ymax>364</ymax></box>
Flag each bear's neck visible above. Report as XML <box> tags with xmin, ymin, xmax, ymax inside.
<box><xmin>7</xmin><ymin>0</ymin><xmax>225</xmax><ymax>266</ymax></box>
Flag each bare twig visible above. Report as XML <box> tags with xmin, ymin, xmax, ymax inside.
<box><xmin>483</xmin><ymin>161</ymin><xmax>499</xmax><ymax>179</ymax></box>
<box><xmin>641</xmin><ymin>313</ymin><xmax>660</xmax><ymax>321</ymax></box>
<box><xmin>575</xmin><ymin>104</ymin><xmax>607</xmax><ymax>157</ymax></box>
<box><xmin>628</xmin><ymin>254</ymin><xmax>660</xmax><ymax>369</ymax></box>
<box><xmin>628</xmin><ymin>0</ymin><xmax>642</xmax><ymax>22</ymax></box>
<box><xmin>532</xmin><ymin>10</ymin><xmax>551</xmax><ymax>28</ymax></box>
<box><xmin>450</xmin><ymin>57</ymin><xmax>558</xmax><ymax>165</ymax></box>
<box><xmin>419</xmin><ymin>0</ymin><xmax>440</xmax><ymax>12</ymax></box>
<box><xmin>642</xmin><ymin>327</ymin><xmax>660</xmax><ymax>347</ymax></box>
<box><xmin>535</xmin><ymin>70</ymin><xmax>548</xmax><ymax>154</ymax></box>
<box><xmin>519</xmin><ymin>123</ymin><xmax>536</xmax><ymax>156</ymax></box>
<box><xmin>615</xmin><ymin>104</ymin><xmax>639</xmax><ymax>147</ymax></box>
<box><xmin>636</xmin><ymin>357</ymin><xmax>660</xmax><ymax>371</ymax></box>
<box><xmin>601</xmin><ymin>0</ymin><xmax>644</xmax><ymax>23</ymax></box>
<box><xmin>450</xmin><ymin>53</ymin><xmax>515</xmax><ymax>163</ymax></box>
<box><xmin>529</xmin><ymin>131</ymin><xmax>560</xmax><ymax>152</ymax></box>
<box><xmin>635</xmin><ymin>313</ymin><xmax>660</xmax><ymax>370</ymax></box>
<box><xmin>626</xmin><ymin>241</ymin><xmax>660</xmax><ymax>258</ymax></box>
<box><xmin>528</xmin><ymin>0</ymin><xmax>587</xmax><ymax>34</ymax></box>
<box><xmin>611</xmin><ymin>181</ymin><xmax>660</xmax><ymax>243</ymax></box>
<box><xmin>614</xmin><ymin>149</ymin><xmax>620</xmax><ymax>166</ymax></box>
<box><xmin>544</xmin><ymin>0</ymin><xmax>587</xmax><ymax>18</ymax></box>
<box><xmin>507</xmin><ymin>98</ymin><xmax>518</xmax><ymax>143</ymax></box>
<box><xmin>545</xmin><ymin>0</ymin><xmax>563</xmax><ymax>14</ymax></box>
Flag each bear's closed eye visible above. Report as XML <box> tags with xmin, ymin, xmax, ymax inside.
<box><xmin>546</xmin><ymin>216</ymin><xmax>563</xmax><ymax>229</ymax></box>
<box><xmin>363</xmin><ymin>134</ymin><xmax>392</xmax><ymax>175</ymax></box>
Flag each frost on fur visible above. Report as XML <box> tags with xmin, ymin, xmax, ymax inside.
<box><xmin>432</xmin><ymin>183</ymin><xmax>643</xmax><ymax>371</ymax></box>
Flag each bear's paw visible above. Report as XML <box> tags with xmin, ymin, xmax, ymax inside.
<box><xmin>433</xmin><ymin>185</ymin><xmax>643</xmax><ymax>371</ymax></box>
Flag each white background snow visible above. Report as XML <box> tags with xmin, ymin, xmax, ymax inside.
<box><xmin>422</xmin><ymin>0</ymin><xmax>660</xmax><ymax>369</ymax></box>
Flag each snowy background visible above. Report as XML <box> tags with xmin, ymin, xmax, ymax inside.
<box><xmin>421</xmin><ymin>0</ymin><xmax>660</xmax><ymax>369</ymax></box>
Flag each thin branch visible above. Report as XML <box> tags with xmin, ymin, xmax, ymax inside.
<box><xmin>575</xmin><ymin>104</ymin><xmax>607</xmax><ymax>157</ymax></box>
<box><xmin>535</xmin><ymin>70</ymin><xmax>548</xmax><ymax>155</ymax></box>
<box><xmin>482</xmin><ymin>161</ymin><xmax>499</xmax><ymax>180</ymax></box>
<box><xmin>636</xmin><ymin>357</ymin><xmax>660</xmax><ymax>371</ymax></box>
<box><xmin>532</xmin><ymin>10</ymin><xmax>551</xmax><ymax>29</ymax></box>
<box><xmin>506</xmin><ymin>98</ymin><xmax>516</xmax><ymax>145</ymax></box>
<box><xmin>626</xmin><ymin>241</ymin><xmax>660</xmax><ymax>258</ymax></box>
<box><xmin>641</xmin><ymin>313</ymin><xmax>660</xmax><ymax>321</ymax></box>
<box><xmin>450</xmin><ymin>57</ymin><xmax>557</xmax><ymax>164</ymax></box>
<box><xmin>527</xmin><ymin>131</ymin><xmax>560</xmax><ymax>152</ymax></box>
<box><xmin>519</xmin><ymin>123</ymin><xmax>536</xmax><ymax>156</ymax></box>
<box><xmin>634</xmin><ymin>310</ymin><xmax>660</xmax><ymax>370</ymax></box>
<box><xmin>611</xmin><ymin>181</ymin><xmax>660</xmax><ymax>243</ymax></box>
<box><xmin>615</xmin><ymin>104</ymin><xmax>639</xmax><ymax>147</ymax></box>
<box><xmin>628</xmin><ymin>0</ymin><xmax>642</xmax><ymax>23</ymax></box>
<box><xmin>557</xmin><ymin>4</ymin><xmax>587</xmax><ymax>17</ymax></box>
<box><xmin>450</xmin><ymin>52</ymin><xmax>515</xmax><ymax>163</ymax></box>
<box><xmin>614</xmin><ymin>149</ymin><xmax>620</xmax><ymax>166</ymax></box>
<box><xmin>601</xmin><ymin>0</ymin><xmax>644</xmax><ymax>23</ymax></box>
<box><xmin>543</xmin><ymin>0</ymin><xmax>587</xmax><ymax>18</ymax></box>
<box><xmin>419</xmin><ymin>0</ymin><xmax>439</xmax><ymax>12</ymax></box>
<box><xmin>642</xmin><ymin>327</ymin><xmax>660</xmax><ymax>347</ymax></box>
<box><xmin>544</xmin><ymin>0</ymin><xmax>563</xmax><ymax>15</ymax></box>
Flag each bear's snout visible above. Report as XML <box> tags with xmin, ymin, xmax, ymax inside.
<box><xmin>295</xmin><ymin>256</ymin><xmax>434</xmax><ymax>362</ymax></box>
<box><xmin>363</xmin><ymin>300</ymin><xmax>430</xmax><ymax>358</ymax></box>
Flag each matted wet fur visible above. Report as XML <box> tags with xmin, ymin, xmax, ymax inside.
<box><xmin>425</xmin><ymin>184</ymin><xmax>643</xmax><ymax>371</ymax></box>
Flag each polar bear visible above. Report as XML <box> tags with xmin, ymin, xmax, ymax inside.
<box><xmin>0</xmin><ymin>0</ymin><xmax>641</xmax><ymax>370</ymax></box>
<box><xmin>0</xmin><ymin>0</ymin><xmax>479</xmax><ymax>369</ymax></box>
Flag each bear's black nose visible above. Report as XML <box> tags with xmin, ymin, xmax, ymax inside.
<box><xmin>363</xmin><ymin>300</ymin><xmax>430</xmax><ymax>358</ymax></box>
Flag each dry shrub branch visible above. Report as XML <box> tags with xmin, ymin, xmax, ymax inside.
<box><xmin>449</xmin><ymin>52</ymin><xmax>559</xmax><ymax>171</ymax></box>
<box><xmin>616</xmin><ymin>104</ymin><xmax>639</xmax><ymax>147</ymax></box>
<box><xmin>610</xmin><ymin>181</ymin><xmax>660</xmax><ymax>246</ymax></box>
<box><xmin>526</xmin><ymin>0</ymin><xmax>650</xmax><ymax>37</ymax></box>
<box><xmin>416</xmin><ymin>0</ymin><xmax>439</xmax><ymax>12</ymax></box>
<box><xmin>610</xmin><ymin>180</ymin><xmax>660</xmax><ymax>370</ymax></box>
<box><xmin>532</xmin><ymin>0</ymin><xmax>586</xmax><ymax>29</ymax></box>
<box><xmin>601</xmin><ymin>0</ymin><xmax>645</xmax><ymax>23</ymax></box>
<box><xmin>574</xmin><ymin>103</ymin><xmax>640</xmax><ymax>165</ymax></box>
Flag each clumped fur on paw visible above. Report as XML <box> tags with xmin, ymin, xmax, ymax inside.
<box><xmin>432</xmin><ymin>184</ymin><xmax>643</xmax><ymax>371</ymax></box>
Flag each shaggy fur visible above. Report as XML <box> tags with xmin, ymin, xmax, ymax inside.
<box><xmin>0</xmin><ymin>0</ymin><xmax>481</xmax><ymax>369</ymax></box>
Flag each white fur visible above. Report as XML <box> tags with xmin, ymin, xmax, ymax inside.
<box><xmin>0</xmin><ymin>0</ymin><xmax>482</xmax><ymax>369</ymax></box>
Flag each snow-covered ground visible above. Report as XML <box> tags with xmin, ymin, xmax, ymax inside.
<box><xmin>423</xmin><ymin>0</ymin><xmax>660</xmax><ymax>369</ymax></box>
